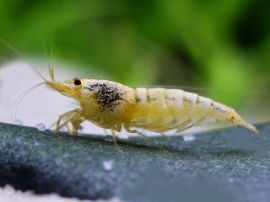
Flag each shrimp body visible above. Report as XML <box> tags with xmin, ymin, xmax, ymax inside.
<box><xmin>47</xmin><ymin>76</ymin><xmax>260</xmax><ymax>136</ymax></box>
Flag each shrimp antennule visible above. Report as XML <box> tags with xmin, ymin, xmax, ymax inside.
<box><xmin>11</xmin><ymin>82</ymin><xmax>47</xmax><ymax>121</ymax></box>
<box><xmin>0</xmin><ymin>37</ymin><xmax>47</xmax><ymax>82</ymax></box>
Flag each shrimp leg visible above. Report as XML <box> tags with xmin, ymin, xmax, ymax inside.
<box><xmin>193</xmin><ymin>116</ymin><xmax>207</xmax><ymax>126</ymax></box>
<box><xmin>54</xmin><ymin>110</ymin><xmax>76</xmax><ymax>133</ymax></box>
<box><xmin>55</xmin><ymin>109</ymin><xmax>84</xmax><ymax>134</ymax></box>
<box><xmin>175</xmin><ymin>119</ymin><xmax>192</xmax><ymax>133</ymax></box>
<box><xmin>111</xmin><ymin>130</ymin><xmax>119</xmax><ymax>150</ymax></box>
<box><xmin>124</xmin><ymin>124</ymin><xmax>167</xmax><ymax>151</ymax></box>
<box><xmin>175</xmin><ymin>115</ymin><xmax>207</xmax><ymax>133</ymax></box>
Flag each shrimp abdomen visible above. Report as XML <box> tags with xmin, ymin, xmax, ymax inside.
<box><xmin>130</xmin><ymin>88</ymin><xmax>260</xmax><ymax>135</ymax></box>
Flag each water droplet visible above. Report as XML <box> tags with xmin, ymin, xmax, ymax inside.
<box><xmin>13</xmin><ymin>119</ymin><xmax>23</xmax><ymax>126</ymax></box>
<box><xmin>103</xmin><ymin>160</ymin><xmax>114</xmax><ymax>171</ymax></box>
<box><xmin>183</xmin><ymin>134</ymin><xmax>195</xmax><ymax>142</ymax></box>
<box><xmin>35</xmin><ymin>123</ymin><xmax>46</xmax><ymax>131</ymax></box>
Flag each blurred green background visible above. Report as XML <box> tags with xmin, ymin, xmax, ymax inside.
<box><xmin>0</xmin><ymin>0</ymin><xmax>269</xmax><ymax>120</ymax></box>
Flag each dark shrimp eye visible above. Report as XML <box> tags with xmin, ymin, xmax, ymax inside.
<box><xmin>74</xmin><ymin>78</ymin><xmax>81</xmax><ymax>86</ymax></box>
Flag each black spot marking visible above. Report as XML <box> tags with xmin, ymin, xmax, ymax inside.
<box><xmin>135</xmin><ymin>91</ymin><xmax>141</xmax><ymax>103</ymax></box>
<box><xmin>146</xmin><ymin>89</ymin><xmax>150</xmax><ymax>103</ymax></box>
<box><xmin>148</xmin><ymin>97</ymin><xmax>158</xmax><ymax>101</ymax></box>
<box><xmin>195</xmin><ymin>95</ymin><xmax>200</xmax><ymax>111</ymax></box>
<box><xmin>196</xmin><ymin>95</ymin><xmax>199</xmax><ymax>104</ymax></box>
<box><xmin>183</xmin><ymin>97</ymin><xmax>192</xmax><ymax>103</ymax></box>
<box><xmin>167</xmin><ymin>96</ymin><xmax>176</xmax><ymax>101</ymax></box>
<box><xmin>212</xmin><ymin>105</ymin><xmax>226</xmax><ymax>113</ymax></box>
<box><xmin>84</xmin><ymin>83</ymin><xmax>124</xmax><ymax>110</ymax></box>
<box><xmin>164</xmin><ymin>91</ymin><xmax>168</xmax><ymax>100</ymax></box>
<box><xmin>183</xmin><ymin>92</ymin><xmax>192</xmax><ymax>103</ymax></box>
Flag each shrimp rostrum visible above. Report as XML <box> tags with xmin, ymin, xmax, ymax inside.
<box><xmin>43</xmin><ymin>68</ymin><xmax>260</xmax><ymax>145</ymax></box>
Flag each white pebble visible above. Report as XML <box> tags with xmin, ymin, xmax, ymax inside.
<box><xmin>183</xmin><ymin>134</ymin><xmax>195</xmax><ymax>142</ymax></box>
<box><xmin>102</xmin><ymin>160</ymin><xmax>114</xmax><ymax>171</ymax></box>
<box><xmin>35</xmin><ymin>123</ymin><xmax>47</xmax><ymax>131</ymax></box>
<box><xmin>13</xmin><ymin>119</ymin><xmax>23</xmax><ymax>126</ymax></box>
<box><xmin>118</xmin><ymin>133</ymin><xmax>129</xmax><ymax>139</ymax></box>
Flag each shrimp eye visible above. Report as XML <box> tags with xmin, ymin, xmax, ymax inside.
<box><xmin>74</xmin><ymin>78</ymin><xmax>81</xmax><ymax>86</ymax></box>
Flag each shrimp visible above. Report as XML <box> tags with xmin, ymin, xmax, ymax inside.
<box><xmin>0</xmin><ymin>38</ymin><xmax>260</xmax><ymax>150</ymax></box>
<box><xmin>44</xmin><ymin>70</ymin><xmax>260</xmax><ymax>148</ymax></box>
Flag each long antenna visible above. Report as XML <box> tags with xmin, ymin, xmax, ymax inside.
<box><xmin>50</xmin><ymin>36</ymin><xmax>55</xmax><ymax>81</ymax></box>
<box><xmin>11</xmin><ymin>82</ymin><xmax>46</xmax><ymax>121</ymax></box>
<box><xmin>0</xmin><ymin>37</ymin><xmax>47</xmax><ymax>82</ymax></box>
<box><xmin>50</xmin><ymin>36</ymin><xmax>55</xmax><ymax>71</ymax></box>
<box><xmin>41</xmin><ymin>32</ymin><xmax>55</xmax><ymax>81</ymax></box>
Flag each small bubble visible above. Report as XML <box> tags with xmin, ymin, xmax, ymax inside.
<box><xmin>103</xmin><ymin>160</ymin><xmax>114</xmax><ymax>171</ymax></box>
<box><xmin>183</xmin><ymin>134</ymin><xmax>195</xmax><ymax>142</ymax></box>
<box><xmin>118</xmin><ymin>134</ymin><xmax>129</xmax><ymax>139</ymax></box>
<box><xmin>13</xmin><ymin>119</ymin><xmax>23</xmax><ymax>126</ymax></box>
<box><xmin>35</xmin><ymin>123</ymin><xmax>46</xmax><ymax>131</ymax></box>
<box><xmin>104</xmin><ymin>135</ymin><xmax>113</xmax><ymax>142</ymax></box>
<box><xmin>58</xmin><ymin>127</ymin><xmax>66</xmax><ymax>132</ymax></box>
